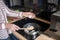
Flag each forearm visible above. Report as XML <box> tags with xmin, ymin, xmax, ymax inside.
<box><xmin>0</xmin><ymin>0</ymin><xmax>23</xmax><ymax>18</ymax></box>
<box><xmin>5</xmin><ymin>7</ymin><xmax>23</xmax><ymax>18</ymax></box>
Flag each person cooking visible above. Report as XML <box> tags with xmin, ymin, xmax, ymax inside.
<box><xmin>0</xmin><ymin>0</ymin><xmax>36</xmax><ymax>40</ymax></box>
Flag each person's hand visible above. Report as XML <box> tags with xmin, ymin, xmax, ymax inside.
<box><xmin>5</xmin><ymin>23</ymin><xmax>20</xmax><ymax>31</ymax></box>
<box><xmin>22</xmin><ymin>12</ymin><xmax>36</xmax><ymax>19</ymax></box>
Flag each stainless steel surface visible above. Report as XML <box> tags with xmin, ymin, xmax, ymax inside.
<box><xmin>23</xmin><ymin>23</ymin><xmax>41</xmax><ymax>39</ymax></box>
<box><xmin>23</xmin><ymin>23</ymin><xmax>40</xmax><ymax>35</ymax></box>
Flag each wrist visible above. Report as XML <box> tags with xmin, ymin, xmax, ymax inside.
<box><xmin>22</xmin><ymin>12</ymin><xmax>27</xmax><ymax>17</ymax></box>
<box><xmin>20</xmin><ymin>12</ymin><xmax>26</xmax><ymax>19</ymax></box>
<box><xmin>19</xmin><ymin>12</ymin><xmax>23</xmax><ymax>18</ymax></box>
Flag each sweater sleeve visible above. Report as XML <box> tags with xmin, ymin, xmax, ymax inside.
<box><xmin>0</xmin><ymin>0</ymin><xmax>22</xmax><ymax>18</ymax></box>
<box><xmin>5</xmin><ymin>7</ymin><xmax>22</xmax><ymax>18</ymax></box>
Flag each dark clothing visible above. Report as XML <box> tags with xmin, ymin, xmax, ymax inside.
<box><xmin>0</xmin><ymin>37</ymin><xmax>11</xmax><ymax>40</ymax></box>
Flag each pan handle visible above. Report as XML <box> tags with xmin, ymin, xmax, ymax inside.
<box><xmin>34</xmin><ymin>17</ymin><xmax>51</xmax><ymax>24</ymax></box>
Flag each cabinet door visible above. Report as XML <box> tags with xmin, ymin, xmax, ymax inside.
<box><xmin>10</xmin><ymin>0</ymin><xmax>21</xmax><ymax>6</ymax></box>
